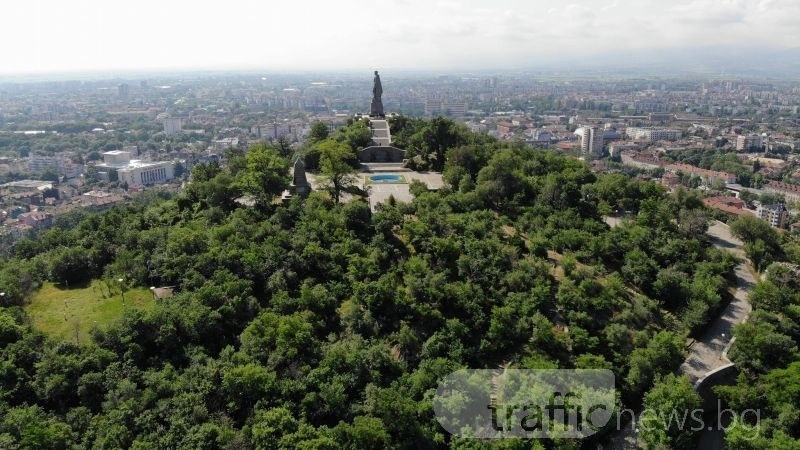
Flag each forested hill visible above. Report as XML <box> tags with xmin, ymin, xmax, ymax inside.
<box><xmin>0</xmin><ymin>120</ymin><xmax>738</xmax><ymax>449</ymax></box>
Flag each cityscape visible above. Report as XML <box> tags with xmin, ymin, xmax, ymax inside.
<box><xmin>3</xmin><ymin>73</ymin><xmax>800</xmax><ymax>239</ymax></box>
<box><xmin>1</xmin><ymin>1</ymin><xmax>800</xmax><ymax>449</ymax></box>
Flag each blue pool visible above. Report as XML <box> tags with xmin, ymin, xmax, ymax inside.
<box><xmin>370</xmin><ymin>174</ymin><xmax>403</xmax><ymax>183</ymax></box>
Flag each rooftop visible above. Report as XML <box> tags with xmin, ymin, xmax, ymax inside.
<box><xmin>0</xmin><ymin>180</ymin><xmax>53</xmax><ymax>190</ymax></box>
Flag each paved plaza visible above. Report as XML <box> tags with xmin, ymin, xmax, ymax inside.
<box><xmin>364</xmin><ymin>171</ymin><xmax>443</xmax><ymax>210</ymax></box>
<box><xmin>302</xmin><ymin>169</ymin><xmax>443</xmax><ymax>210</ymax></box>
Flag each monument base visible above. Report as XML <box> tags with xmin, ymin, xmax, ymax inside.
<box><xmin>370</xmin><ymin>99</ymin><xmax>385</xmax><ymax>118</ymax></box>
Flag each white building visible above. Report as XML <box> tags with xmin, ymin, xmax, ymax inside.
<box><xmin>575</xmin><ymin>126</ymin><xmax>604</xmax><ymax>157</ymax></box>
<box><xmin>101</xmin><ymin>150</ymin><xmax>132</xmax><ymax>166</ymax></box>
<box><xmin>634</xmin><ymin>100</ymin><xmax>668</xmax><ymax>113</ymax></box>
<box><xmin>96</xmin><ymin>151</ymin><xmax>174</xmax><ymax>186</ymax></box>
<box><xmin>757</xmin><ymin>203</ymin><xmax>789</xmax><ymax>229</ymax></box>
<box><xmin>213</xmin><ymin>138</ymin><xmax>240</xmax><ymax>151</ymax></box>
<box><xmin>163</xmin><ymin>117</ymin><xmax>183</xmax><ymax>135</ymax></box>
<box><xmin>251</xmin><ymin>123</ymin><xmax>292</xmax><ymax>140</ymax></box>
<box><xmin>118</xmin><ymin>161</ymin><xmax>174</xmax><ymax>186</ymax></box>
<box><xmin>424</xmin><ymin>100</ymin><xmax>467</xmax><ymax>117</ymax></box>
<box><xmin>27</xmin><ymin>154</ymin><xmax>84</xmax><ymax>179</ymax></box>
<box><xmin>625</xmin><ymin>127</ymin><xmax>682</xmax><ymax>141</ymax></box>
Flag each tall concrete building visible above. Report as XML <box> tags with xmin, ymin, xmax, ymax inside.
<box><xmin>424</xmin><ymin>100</ymin><xmax>467</xmax><ymax>117</ymax></box>
<box><xmin>757</xmin><ymin>203</ymin><xmax>789</xmax><ymax>229</ymax></box>
<box><xmin>28</xmin><ymin>154</ymin><xmax>83</xmax><ymax>179</ymax></box>
<box><xmin>575</xmin><ymin>126</ymin><xmax>604</xmax><ymax>157</ymax></box>
<box><xmin>163</xmin><ymin>117</ymin><xmax>183</xmax><ymax>135</ymax></box>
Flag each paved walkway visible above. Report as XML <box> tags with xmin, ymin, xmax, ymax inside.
<box><xmin>679</xmin><ymin>221</ymin><xmax>753</xmax><ymax>383</ymax></box>
<box><xmin>608</xmin><ymin>220</ymin><xmax>755</xmax><ymax>449</ymax></box>
<box><xmin>364</xmin><ymin>171</ymin><xmax>443</xmax><ymax>211</ymax></box>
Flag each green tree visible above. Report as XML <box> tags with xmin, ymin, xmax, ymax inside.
<box><xmin>640</xmin><ymin>374</ymin><xmax>702</xmax><ymax>450</ymax></box>
<box><xmin>730</xmin><ymin>215</ymin><xmax>779</xmax><ymax>248</ymax></box>
<box><xmin>221</xmin><ymin>364</ymin><xmax>277</xmax><ymax>421</ymax></box>
<box><xmin>48</xmin><ymin>246</ymin><xmax>95</xmax><ymax>286</ymax></box>
<box><xmin>344</xmin><ymin>121</ymin><xmax>372</xmax><ymax>150</ymax></box>
<box><xmin>309</xmin><ymin>122</ymin><xmax>330</xmax><ymax>142</ymax></box>
<box><xmin>317</xmin><ymin>140</ymin><xmax>359</xmax><ymax>203</ymax></box>
<box><xmin>237</xmin><ymin>143</ymin><xmax>290</xmax><ymax>206</ymax></box>
<box><xmin>621</xmin><ymin>248</ymin><xmax>658</xmax><ymax>290</ymax></box>
<box><xmin>729</xmin><ymin>316</ymin><xmax>797</xmax><ymax>374</ymax></box>
<box><xmin>626</xmin><ymin>331</ymin><xmax>684</xmax><ymax>397</ymax></box>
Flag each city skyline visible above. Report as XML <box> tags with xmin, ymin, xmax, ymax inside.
<box><xmin>2</xmin><ymin>0</ymin><xmax>799</xmax><ymax>75</ymax></box>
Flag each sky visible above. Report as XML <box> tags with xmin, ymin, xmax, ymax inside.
<box><xmin>1</xmin><ymin>0</ymin><xmax>798</xmax><ymax>75</ymax></box>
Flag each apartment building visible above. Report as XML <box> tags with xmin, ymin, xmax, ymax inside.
<box><xmin>757</xmin><ymin>203</ymin><xmax>789</xmax><ymax>229</ymax></box>
<box><xmin>736</xmin><ymin>134</ymin><xmax>763</xmax><ymax>151</ymax></box>
<box><xmin>575</xmin><ymin>126</ymin><xmax>604</xmax><ymax>157</ymax></box>
<box><xmin>626</xmin><ymin>127</ymin><xmax>682</xmax><ymax>141</ymax></box>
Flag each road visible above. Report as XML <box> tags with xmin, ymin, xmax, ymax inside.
<box><xmin>608</xmin><ymin>220</ymin><xmax>755</xmax><ymax>449</ymax></box>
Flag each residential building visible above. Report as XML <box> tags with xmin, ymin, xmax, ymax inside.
<box><xmin>213</xmin><ymin>138</ymin><xmax>240</xmax><ymax>151</ymax></box>
<box><xmin>625</xmin><ymin>127</ymin><xmax>682</xmax><ymax>141</ymax></box>
<box><xmin>608</xmin><ymin>142</ymin><xmax>640</xmax><ymax>158</ymax></box>
<box><xmin>527</xmin><ymin>129</ymin><xmax>554</xmax><ymax>145</ymax></box>
<box><xmin>575</xmin><ymin>126</ymin><xmax>604</xmax><ymax>157</ymax></box>
<box><xmin>736</xmin><ymin>134</ymin><xmax>763</xmax><ymax>151</ymax></box>
<box><xmin>634</xmin><ymin>100</ymin><xmax>668</xmax><ymax>113</ymax></box>
<box><xmin>661</xmin><ymin>172</ymin><xmax>681</xmax><ymax>189</ymax></box>
<box><xmin>764</xmin><ymin>181</ymin><xmax>800</xmax><ymax>204</ymax></box>
<box><xmin>80</xmin><ymin>190</ymin><xmax>124</xmax><ymax>209</ymax></box>
<box><xmin>665</xmin><ymin>163</ymin><xmax>737</xmax><ymax>184</ymax></box>
<box><xmin>620</xmin><ymin>150</ymin><xmax>661</xmax><ymax>170</ymax></box>
<box><xmin>757</xmin><ymin>203</ymin><xmax>789</xmax><ymax>228</ymax></box>
<box><xmin>27</xmin><ymin>154</ymin><xmax>83</xmax><ymax>179</ymax></box>
<box><xmin>18</xmin><ymin>211</ymin><xmax>53</xmax><ymax>229</ymax></box>
<box><xmin>424</xmin><ymin>100</ymin><xmax>467</xmax><ymax>117</ymax></box>
<box><xmin>163</xmin><ymin>117</ymin><xmax>183</xmax><ymax>135</ymax></box>
<box><xmin>703</xmin><ymin>196</ymin><xmax>753</xmax><ymax>217</ymax></box>
<box><xmin>252</xmin><ymin>123</ymin><xmax>292</xmax><ymax>140</ymax></box>
<box><xmin>496</xmin><ymin>122</ymin><xmax>515</xmax><ymax>135</ymax></box>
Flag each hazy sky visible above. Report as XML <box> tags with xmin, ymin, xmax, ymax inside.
<box><xmin>1</xmin><ymin>0</ymin><xmax>798</xmax><ymax>74</ymax></box>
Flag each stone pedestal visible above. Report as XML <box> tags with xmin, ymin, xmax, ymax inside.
<box><xmin>370</xmin><ymin>98</ymin><xmax>385</xmax><ymax>118</ymax></box>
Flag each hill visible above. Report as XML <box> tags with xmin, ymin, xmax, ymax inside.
<box><xmin>0</xmin><ymin>118</ymin><xmax>745</xmax><ymax>448</ymax></box>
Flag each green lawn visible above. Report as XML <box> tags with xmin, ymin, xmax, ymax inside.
<box><xmin>26</xmin><ymin>280</ymin><xmax>155</xmax><ymax>344</ymax></box>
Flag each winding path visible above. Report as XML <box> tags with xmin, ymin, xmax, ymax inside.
<box><xmin>608</xmin><ymin>220</ymin><xmax>755</xmax><ymax>449</ymax></box>
<box><xmin>679</xmin><ymin>221</ymin><xmax>754</xmax><ymax>383</ymax></box>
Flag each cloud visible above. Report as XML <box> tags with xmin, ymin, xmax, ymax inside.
<box><xmin>0</xmin><ymin>0</ymin><xmax>797</xmax><ymax>73</ymax></box>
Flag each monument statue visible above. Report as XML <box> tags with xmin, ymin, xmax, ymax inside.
<box><xmin>370</xmin><ymin>70</ymin><xmax>385</xmax><ymax>118</ymax></box>
<box><xmin>291</xmin><ymin>157</ymin><xmax>309</xmax><ymax>197</ymax></box>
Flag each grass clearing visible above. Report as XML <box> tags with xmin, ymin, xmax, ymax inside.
<box><xmin>25</xmin><ymin>280</ymin><xmax>155</xmax><ymax>344</ymax></box>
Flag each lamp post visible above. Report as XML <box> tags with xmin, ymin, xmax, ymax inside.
<box><xmin>118</xmin><ymin>278</ymin><xmax>125</xmax><ymax>304</ymax></box>
<box><xmin>0</xmin><ymin>292</ymin><xmax>5</xmax><ymax>305</ymax></box>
